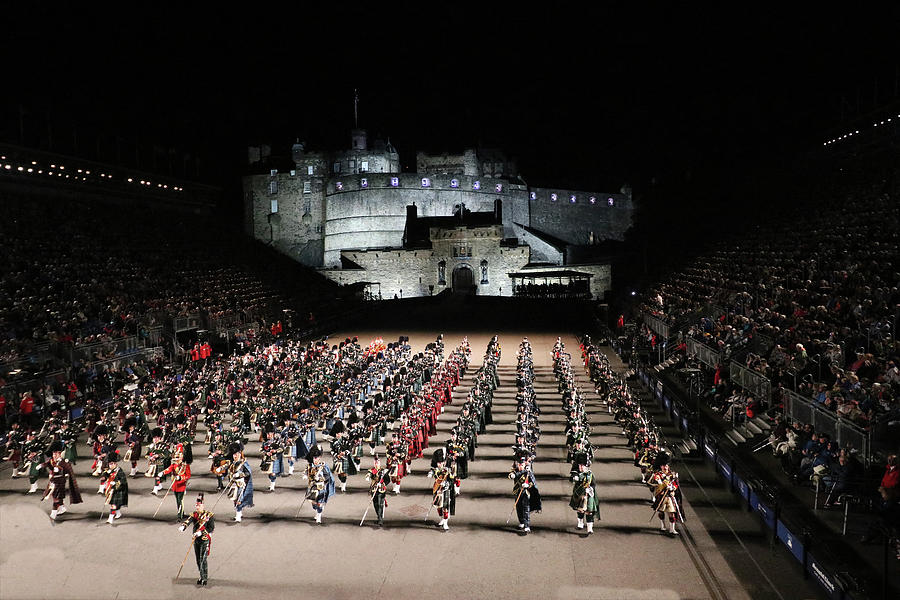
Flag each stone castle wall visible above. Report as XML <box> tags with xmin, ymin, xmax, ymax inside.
<box><xmin>321</xmin><ymin>226</ymin><xmax>531</xmax><ymax>298</ymax></box>
<box><xmin>528</xmin><ymin>187</ymin><xmax>634</xmax><ymax>244</ymax></box>
<box><xmin>322</xmin><ymin>173</ymin><xmax>529</xmax><ymax>266</ymax></box>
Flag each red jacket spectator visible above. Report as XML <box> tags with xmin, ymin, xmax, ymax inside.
<box><xmin>190</xmin><ymin>344</ymin><xmax>200</xmax><ymax>362</ymax></box>
<box><xmin>881</xmin><ymin>455</ymin><xmax>899</xmax><ymax>492</ymax></box>
<box><xmin>19</xmin><ymin>393</ymin><xmax>35</xmax><ymax>416</ymax></box>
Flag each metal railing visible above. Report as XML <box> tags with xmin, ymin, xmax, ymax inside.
<box><xmin>67</xmin><ymin>335</ymin><xmax>140</xmax><ymax>364</ymax></box>
<box><xmin>781</xmin><ymin>387</ymin><xmax>871</xmax><ymax>463</ymax></box>
<box><xmin>729</xmin><ymin>360</ymin><xmax>772</xmax><ymax>402</ymax></box>
<box><xmin>642</xmin><ymin>312</ymin><xmax>670</xmax><ymax>339</ymax></box>
<box><xmin>686</xmin><ymin>337</ymin><xmax>722</xmax><ymax>368</ymax></box>
<box><xmin>172</xmin><ymin>314</ymin><xmax>203</xmax><ymax>333</ymax></box>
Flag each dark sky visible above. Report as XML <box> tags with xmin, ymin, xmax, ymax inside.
<box><xmin>4</xmin><ymin>4</ymin><xmax>899</xmax><ymax>194</ymax></box>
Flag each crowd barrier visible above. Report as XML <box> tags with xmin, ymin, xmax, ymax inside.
<box><xmin>782</xmin><ymin>387</ymin><xmax>871</xmax><ymax>464</ymax></box>
<box><xmin>729</xmin><ymin>360</ymin><xmax>772</xmax><ymax>402</ymax></box>
<box><xmin>686</xmin><ymin>337</ymin><xmax>722</xmax><ymax>368</ymax></box>
<box><xmin>172</xmin><ymin>314</ymin><xmax>203</xmax><ymax>333</ymax></box>
<box><xmin>642</xmin><ymin>311</ymin><xmax>671</xmax><ymax>339</ymax></box>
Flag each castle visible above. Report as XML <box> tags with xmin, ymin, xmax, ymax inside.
<box><xmin>243</xmin><ymin>129</ymin><xmax>633</xmax><ymax>300</ymax></box>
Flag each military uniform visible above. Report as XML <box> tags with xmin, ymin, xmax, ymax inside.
<box><xmin>180</xmin><ymin>493</ymin><xmax>215</xmax><ymax>586</ymax></box>
<box><xmin>305</xmin><ymin>445</ymin><xmax>334</xmax><ymax>524</ymax></box>
<box><xmin>102</xmin><ymin>451</ymin><xmax>128</xmax><ymax>524</ymax></box>
<box><xmin>570</xmin><ymin>463</ymin><xmax>601</xmax><ymax>533</ymax></box>
<box><xmin>43</xmin><ymin>440</ymin><xmax>83</xmax><ymax>519</ymax></box>
<box><xmin>156</xmin><ymin>445</ymin><xmax>191</xmax><ymax>518</ymax></box>
<box><xmin>227</xmin><ymin>444</ymin><xmax>254</xmax><ymax>522</ymax></box>
<box><xmin>649</xmin><ymin>465</ymin><xmax>684</xmax><ymax>535</ymax></box>
<box><xmin>365</xmin><ymin>458</ymin><xmax>389</xmax><ymax>526</ymax></box>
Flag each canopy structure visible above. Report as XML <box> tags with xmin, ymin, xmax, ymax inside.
<box><xmin>507</xmin><ymin>269</ymin><xmax>593</xmax><ymax>299</ymax></box>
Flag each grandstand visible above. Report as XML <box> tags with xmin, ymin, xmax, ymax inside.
<box><xmin>2</xmin><ymin>10</ymin><xmax>899</xmax><ymax>599</ymax></box>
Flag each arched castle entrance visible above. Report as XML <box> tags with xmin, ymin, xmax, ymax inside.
<box><xmin>452</xmin><ymin>264</ymin><xmax>475</xmax><ymax>294</ymax></box>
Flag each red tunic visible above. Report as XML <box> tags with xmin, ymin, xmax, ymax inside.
<box><xmin>161</xmin><ymin>463</ymin><xmax>191</xmax><ymax>492</ymax></box>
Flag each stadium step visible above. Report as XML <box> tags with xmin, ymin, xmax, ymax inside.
<box><xmin>750</xmin><ymin>417</ymin><xmax>771</xmax><ymax>432</ymax></box>
<box><xmin>725</xmin><ymin>429</ymin><xmax>746</xmax><ymax>445</ymax></box>
<box><xmin>744</xmin><ymin>421</ymin><xmax>763</xmax><ymax>436</ymax></box>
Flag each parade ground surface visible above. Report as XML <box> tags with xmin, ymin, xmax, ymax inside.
<box><xmin>1</xmin><ymin>332</ymin><xmax>755</xmax><ymax>600</ymax></box>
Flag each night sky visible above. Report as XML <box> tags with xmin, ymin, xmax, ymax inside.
<box><xmin>4</xmin><ymin>5</ymin><xmax>899</xmax><ymax>204</ymax></box>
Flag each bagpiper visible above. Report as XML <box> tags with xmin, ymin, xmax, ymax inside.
<box><xmin>155</xmin><ymin>444</ymin><xmax>192</xmax><ymax>518</ymax></box>
<box><xmin>570</xmin><ymin>457</ymin><xmax>601</xmax><ymax>534</ymax></box>
<box><xmin>365</xmin><ymin>454</ymin><xmax>389</xmax><ymax>527</ymax></box>
<box><xmin>226</xmin><ymin>442</ymin><xmax>254</xmax><ymax>522</ymax></box>
<box><xmin>385</xmin><ymin>433</ymin><xmax>407</xmax><ymax>494</ymax></box>
<box><xmin>144</xmin><ymin>427</ymin><xmax>170</xmax><ymax>479</ymax></box>
<box><xmin>305</xmin><ymin>444</ymin><xmax>334</xmax><ymax>524</ymax></box>
<box><xmin>42</xmin><ymin>440</ymin><xmax>83</xmax><ymax>520</ymax></box>
<box><xmin>428</xmin><ymin>450</ymin><xmax>455</xmax><ymax>531</ymax></box>
<box><xmin>508</xmin><ymin>457</ymin><xmax>541</xmax><ymax>533</ymax></box>
<box><xmin>23</xmin><ymin>432</ymin><xmax>45</xmax><ymax>494</ymax></box>
<box><xmin>329</xmin><ymin>423</ymin><xmax>357</xmax><ymax>493</ymax></box>
<box><xmin>260</xmin><ymin>428</ymin><xmax>284</xmax><ymax>492</ymax></box>
<box><xmin>102</xmin><ymin>449</ymin><xmax>128</xmax><ymax>524</ymax></box>
<box><xmin>90</xmin><ymin>424</ymin><xmax>110</xmax><ymax>478</ymax></box>
<box><xmin>179</xmin><ymin>492</ymin><xmax>215</xmax><ymax>586</ymax></box>
<box><xmin>122</xmin><ymin>417</ymin><xmax>143</xmax><ymax>477</ymax></box>
<box><xmin>649</xmin><ymin>463</ymin><xmax>684</xmax><ymax>536</ymax></box>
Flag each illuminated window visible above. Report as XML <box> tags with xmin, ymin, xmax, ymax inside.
<box><xmin>307</xmin><ymin>165</ymin><xmax>314</xmax><ymax>175</ymax></box>
<box><xmin>333</xmin><ymin>162</ymin><xmax>341</xmax><ymax>173</ymax></box>
<box><xmin>270</xmin><ymin>198</ymin><xmax>278</xmax><ymax>213</ymax></box>
<box><xmin>361</xmin><ymin>161</ymin><xmax>369</xmax><ymax>172</ymax></box>
<box><xmin>360</xmin><ymin>178</ymin><xmax>368</xmax><ymax>188</ymax></box>
<box><xmin>268</xmin><ymin>180</ymin><xmax>278</xmax><ymax>194</ymax></box>
<box><xmin>495</xmin><ymin>183</ymin><xmax>503</xmax><ymax>193</ymax></box>
<box><xmin>422</xmin><ymin>177</ymin><xmax>431</xmax><ymax>187</ymax></box>
<box><xmin>473</xmin><ymin>180</ymin><xmax>481</xmax><ymax>190</ymax></box>
<box><xmin>390</xmin><ymin>177</ymin><xmax>399</xmax><ymax>187</ymax></box>
<box><xmin>303</xmin><ymin>181</ymin><xmax>311</xmax><ymax>194</ymax></box>
<box><xmin>450</xmin><ymin>179</ymin><xmax>459</xmax><ymax>188</ymax></box>
<box><xmin>270</xmin><ymin>169</ymin><xmax>278</xmax><ymax>176</ymax></box>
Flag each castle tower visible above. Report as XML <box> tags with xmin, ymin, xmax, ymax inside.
<box><xmin>351</xmin><ymin>128</ymin><xmax>367</xmax><ymax>151</ymax></box>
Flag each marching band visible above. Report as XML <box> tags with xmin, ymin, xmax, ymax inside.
<box><xmin>3</xmin><ymin>332</ymin><xmax>688</xmax><ymax>586</ymax></box>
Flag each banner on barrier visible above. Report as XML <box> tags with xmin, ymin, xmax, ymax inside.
<box><xmin>750</xmin><ymin>491</ymin><xmax>776</xmax><ymax>529</ymax></box>
<box><xmin>704</xmin><ymin>439</ymin><xmax>716</xmax><ymax>461</ymax></box>
<box><xmin>734</xmin><ymin>475</ymin><xmax>750</xmax><ymax>500</ymax></box>
<box><xmin>716</xmin><ymin>455</ymin><xmax>732</xmax><ymax>482</ymax></box>
<box><xmin>806</xmin><ymin>553</ymin><xmax>844</xmax><ymax>600</ymax></box>
<box><xmin>776</xmin><ymin>520</ymin><xmax>805</xmax><ymax>564</ymax></box>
